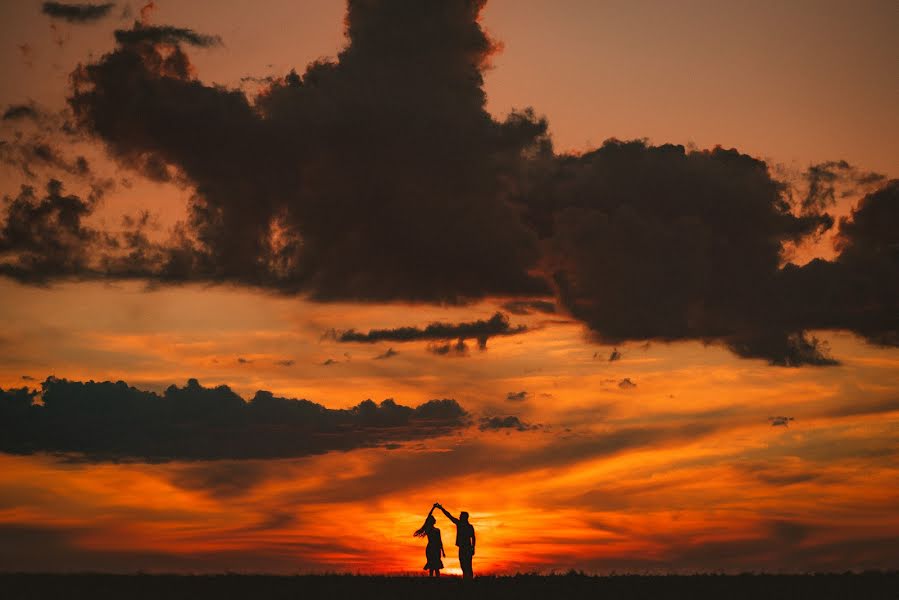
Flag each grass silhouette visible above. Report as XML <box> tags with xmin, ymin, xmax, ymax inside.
<box><xmin>1</xmin><ymin>572</ymin><xmax>897</xmax><ymax>600</ymax></box>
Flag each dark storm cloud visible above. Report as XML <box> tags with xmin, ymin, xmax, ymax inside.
<box><xmin>479</xmin><ymin>415</ymin><xmax>535</xmax><ymax>431</ymax></box>
<box><xmin>68</xmin><ymin>1</ymin><xmax>550</xmax><ymax>301</ymax></box>
<box><xmin>768</xmin><ymin>415</ymin><xmax>794</xmax><ymax>427</ymax></box>
<box><xmin>335</xmin><ymin>312</ymin><xmax>525</xmax><ymax>349</ymax></box>
<box><xmin>113</xmin><ymin>25</ymin><xmax>222</xmax><ymax>48</ymax></box>
<box><xmin>0</xmin><ymin>377</ymin><xmax>469</xmax><ymax>461</ymax></box>
<box><xmin>538</xmin><ymin>140</ymin><xmax>841</xmax><ymax>366</ymax></box>
<box><xmin>42</xmin><ymin>2</ymin><xmax>114</xmax><ymax>23</ymax></box>
<box><xmin>533</xmin><ymin>139</ymin><xmax>898</xmax><ymax>365</ymax></box>
<box><xmin>506</xmin><ymin>390</ymin><xmax>528</xmax><ymax>402</ymax></box>
<box><xmin>0</xmin><ymin>0</ymin><xmax>892</xmax><ymax>367</ymax></box>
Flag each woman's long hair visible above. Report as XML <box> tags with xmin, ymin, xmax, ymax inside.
<box><xmin>413</xmin><ymin>514</ymin><xmax>436</xmax><ymax>537</ymax></box>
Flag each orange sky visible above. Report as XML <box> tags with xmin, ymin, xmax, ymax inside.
<box><xmin>1</xmin><ymin>281</ymin><xmax>897</xmax><ymax>573</ymax></box>
<box><xmin>0</xmin><ymin>0</ymin><xmax>898</xmax><ymax>574</ymax></box>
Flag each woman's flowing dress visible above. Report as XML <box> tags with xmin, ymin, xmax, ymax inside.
<box><xmin>424</xmin><ymin>527</ymin><xmax>444</xmax><ymax>570</ymax></box>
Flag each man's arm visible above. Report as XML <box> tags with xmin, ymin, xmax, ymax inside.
<box><xmin>435</xmin><ymin>503</ymin><xmax>460</xmax><ymax>525</ymax></box>
<box><xmin>470</xmin><ymin>526</ymin><xmax>476</xmax><ymax>554</ymax></box>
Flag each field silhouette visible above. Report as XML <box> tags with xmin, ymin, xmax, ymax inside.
<box><xmin>2</xmin><ymin>572</ymin><xmax>896</xmax><ymax>600</ymax></box>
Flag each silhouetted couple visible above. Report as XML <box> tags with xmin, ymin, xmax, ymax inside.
<box><xmin>413</xmin><ymin>502</ymin><xmax>476</xmax><ymax>578</ymax></box>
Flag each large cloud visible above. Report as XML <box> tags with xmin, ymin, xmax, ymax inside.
<box><xmin>531</xmin><ymin>140</ymin><xmax>847</xmax><ymax>365</ymax></box>
<box><xmin>67</xmin><ymin>0</ymin><xmax>550</xmax><ymax>301</ymax></box>
<box><xmin>527</xmin><ymin>140</ymin><xmax>897</xmax><ymax>365</ymax></box>
<box><xmin>0</xmin><ymin>377</ymin><xmax>469</xmax><ymax>461</ymax></box>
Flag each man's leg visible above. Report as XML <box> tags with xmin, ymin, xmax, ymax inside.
<box><xmin>459</xmin><ymin>547</ymin><xmax>473</xmax><ymax>579</ymax></box>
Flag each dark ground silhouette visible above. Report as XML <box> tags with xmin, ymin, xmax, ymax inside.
<box><xmin>1</xmin><ymin>573</ymin><xmax>896</xmax><ymax>600</ymax></box>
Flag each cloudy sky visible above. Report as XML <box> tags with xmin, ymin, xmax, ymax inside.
<box><xmin>0</xmin><ymin>0</ymin><xmax>897</xmax><ymax>574</ymax></box>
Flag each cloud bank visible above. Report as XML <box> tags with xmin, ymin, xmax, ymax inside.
<box><xmin>0</xmin><ymin>377</ymin><xmax>469</xmax><ymax>461</ymax></box>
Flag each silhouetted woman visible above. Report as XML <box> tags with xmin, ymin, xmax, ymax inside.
<box><xmin>413</xmin><ymin>506</ymin><xmax>445</xmax><ymax>577</ymax></box>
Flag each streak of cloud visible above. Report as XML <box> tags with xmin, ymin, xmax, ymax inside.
<box><xmin>41</xmin><ymin>2</ymin><xmax>114</xmax><ymax>23</ymax></box>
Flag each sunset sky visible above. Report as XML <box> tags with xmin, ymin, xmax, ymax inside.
<box><xmin>0</xmin><ymin>0</ymin><xmax>897</xmax><ymax>574</ymax></box>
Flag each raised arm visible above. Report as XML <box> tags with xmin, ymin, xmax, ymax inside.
<box><xmin>435</xmin><ymin>503</ymin><xmax>460</xmax><ymax>525</ymax></box>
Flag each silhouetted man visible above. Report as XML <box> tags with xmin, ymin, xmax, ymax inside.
<box><xmin>434</xmin><ymin>502</ymin><xmax>475</xmax><ymax>579</ymax></box>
